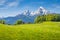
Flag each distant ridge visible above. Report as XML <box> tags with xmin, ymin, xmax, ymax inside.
<box><xmin>0</xmin><ymin>7</ymin><xmax>48</xmax><ymax>24</ymax></box>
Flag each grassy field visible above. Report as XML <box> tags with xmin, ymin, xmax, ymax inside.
<box><xmin>0</xmin><ymin>22</ymin><xmax>60</xmax><ymax>40</ymax></box>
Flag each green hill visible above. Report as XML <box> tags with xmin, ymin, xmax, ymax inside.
<box><xmin>0</xmin><ymin>22</ymin><xmax>60</xmax><ymax>40</ymax></box>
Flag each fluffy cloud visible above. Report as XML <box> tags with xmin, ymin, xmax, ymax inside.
<box><xmin>0</xmin><ymin>0</ymin><xmax>20</xmax><ymax>9</ymax></box>
<box><xmin>55</xmin><ymin>5</ymin><xmax>60</xmax><ymax>9</ymax></box>
<box><xmin>52</xmin><ymin>4</ymin><xmax>60</xmax><ymax>9</ymax></box>
<box><xmin>7</xmin><ymin>2</ymin><xmax>18</xmax><ymax>7</ymax></box>
<box><xmin>0</xmin><ymin>0</ymin><xmax>6</xmax><ymax>5</ymax></box>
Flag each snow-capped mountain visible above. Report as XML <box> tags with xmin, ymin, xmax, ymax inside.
<box><xmin>0</xmin><ymin>7</ymin><xmax>48</xmax><ymax>24</ymax></box>
<box><xmin>23</xmin><ymin>10</ymin><xmax>31</xmax><ymax>16</ymax></box>
<box><xmin>31</xmin><ymin>7</ymin><xmax>48</xmax><ymax>16</ymax></box>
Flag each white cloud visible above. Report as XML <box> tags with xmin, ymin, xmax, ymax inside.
<box><xmin>55</xmin><ymin>6</ymin><xmax>60</xmax><ymax>9</ymax></box>
<box><xmin>7</xmin><ymin>2</ymin><xmax>18</xmax><ymax>7</ymax></box>
<box><xmin>0</xmin><ymin>0</ymin><xmax>20</xmax><ymax>9</ymax></box>
<box><xmin>52</xmin><ymin>4</ymin><xmax>60</xmax><ymax>9</ymax></box>
<box><xmin>0</xmin><ymin>0</ymin><xmax>6</xmax><ymax>5</ymax></box>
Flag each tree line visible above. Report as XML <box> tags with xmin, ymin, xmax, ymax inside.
<box><xmin>34</xmin><ymin>14</ymin><xmax>60</xmax><ymax>23</ymax></box>
<box><xmin>0</xmin><ymin>14</ymin><xmax>60</xmax><ymax>25</ymax></box>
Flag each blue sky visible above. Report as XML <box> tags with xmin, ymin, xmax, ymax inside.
<box><xmin>0</xmin><ymin>0</ymin><xmax>60</xmax><ymax>17</ymax></box>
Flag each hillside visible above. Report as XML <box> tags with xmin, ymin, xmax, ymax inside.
<box><xmin>0</xmin><ymin>7</ymin><xmax>47</xmax><ymax>24</ymax></box>
<box><xmin>0</xmin><ymin>22</ymin><xmax>60</xmax><ymax>40</ymax></box>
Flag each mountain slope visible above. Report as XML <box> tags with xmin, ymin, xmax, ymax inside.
<box><xmin>0</xmin><ymin>7</ymin><xmax>48</xmax><ymax>24</ymax></box>
<box><xmin>1</xmin><ymin>14</ymin><xmax>34</xmax><ymax>24</ymax></box>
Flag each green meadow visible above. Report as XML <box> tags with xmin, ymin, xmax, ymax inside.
<box><xmin>0</xmin><ymin>22</ymin><xmax>60</xmax><ymax>40</ymax></box>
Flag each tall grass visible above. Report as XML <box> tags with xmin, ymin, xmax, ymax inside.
<box><xmin>0</xmin><ymin>22</ymin><xmax>60</xmax><ymax>40</ymax></box>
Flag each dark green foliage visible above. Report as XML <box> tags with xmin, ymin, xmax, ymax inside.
<box><xmin>15</xmin><ymin>20</ymin><xmax>24</xmax><ymax>25</ymax></box>
<box><xmin>45</xmin><ymin>14</ymin><xmax>55</xmax><ymax>21</ymax></box>
<box><xmin>34</xmin><ymin>15</ymin><xmax>46</xmax><ymax>23</ymax></box>
<box><xmin>34</xmin><ymin>14</ymin><xmax>60</xmax><ymax>23</ymax></box>
<box><xmin>55</xmin><ymin>14</ymin><xmax>60</xmax><ymax>21</ymax></box>
<box><xmin>27</xmin><ymin>22</ymin><xmax>32</xmax><ymax>24</ymax></box>
<box><xmin>0</xmin><ymin>20</ymin><xmax>5</xmax><ymax>24</ymax></box>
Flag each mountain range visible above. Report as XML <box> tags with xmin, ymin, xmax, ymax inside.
<box><xmin>0</xmin><ymin>7</ymin><xmax>48</xmax><ymax>24</ymax></box>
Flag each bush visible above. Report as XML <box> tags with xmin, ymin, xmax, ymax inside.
<box><xmin>34</xmin><ymin>15</ymin><xmax>46</xmax><ymax>23</ymax></box>
<box><xmin>0</xmin><ymin>20</ymin><xmax>5</xmax><ymax>24</ymax></box>
<box><xmin>15</xmin><ymin>20</ymin><xmax>24</xmax><ymax>25</ymax></box>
